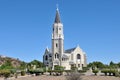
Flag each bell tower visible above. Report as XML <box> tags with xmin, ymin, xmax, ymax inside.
<box><xmin>52</xmin><ymin>8</ymin><xmax>64</xmax><ymax>68</ymax></box>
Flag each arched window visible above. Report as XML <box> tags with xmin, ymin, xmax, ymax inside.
<box><xmin>56</xmin><ymin>43</ymin><xmax>58</xmax><ymax>47</ymax></box>
<box><xmin>55</xmin><ymin>54</ymin><xmax>56</xmax><ymax>58</ymax></box>
<box><xmin>45</xmin><ymin>55</ymin><xmax>48</xmax><ymax>60</ymax></box>
<box><xmin>55</xmin><ymin>53</ymin><xmax>59</xmax><ymax>59</ymax></box>
<box><xmin>57</xmin><ymin>54</ymin><xmax>59</xmax><ymax>58</ymax></box>
<box><xmin>77</xmin><ymin>54</ymin><xmax>81</xmax><ymax>59</ymax></box>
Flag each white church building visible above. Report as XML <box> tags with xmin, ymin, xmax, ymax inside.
<box><xmin>43</xmin><ymin>8</ymin><xmax>87</xmax><ymax>70</ymax></box>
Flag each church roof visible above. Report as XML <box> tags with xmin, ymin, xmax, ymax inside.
<box><xmin>62</xmin><ymin>54</ymin><xmax>69</xmax><ymax>58</ymax></box>
<box><xmin>54</xmin><ymin>8</ymin><xmax>61</xmax><ymax>23</ymax></box>
<box><xmin>44</xmin><ymin>47</ymin><xmax>52</xmax><ymax>54</ymax></box>
<box><xmin>65</xmin><ymin>47</ymin><xmax>76</xmax><ymax>53</ymax></box>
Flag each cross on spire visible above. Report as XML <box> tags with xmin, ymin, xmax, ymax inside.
<box><xmin>56</xmin><ymin>4</ymin><xmax>59</xmax><ymax>10</ymax></box>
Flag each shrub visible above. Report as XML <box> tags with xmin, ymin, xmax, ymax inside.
<box><xmin>92</xmin><ymin>70</ymin><xmax>99</xmax><ymax>75</ymax></box>
<box><xmin>101</xmin><ymin>69</ymin><xmax>119</xmax><ymax>76</ymax></box>
<box><xmin>54</xmin><ymin>65</ymin><xmax>64</xmax><ymax>71</ymax></box>
<box><xmin>0</xmin><ymin>70</ymin><xmax>11</xmax><ymax>78</ymax></box>
<box><xmin>28</xmin><ymin>68</ymin><xmax>44</xmax><ymax>76</ymax></box>
<box><xmin>21</xmin><ymin>71</ymin><xmax>25</xmax><ymax>76</ymax></box>
<box><xmin>4</xmin><ymin>71</ymin><xmax>11</xmax><ymax>78</ymax></box>
<box><xmin>101</xmin><ymin>69</ymin><xmax>108</xmax><ymax>76</ymax></box>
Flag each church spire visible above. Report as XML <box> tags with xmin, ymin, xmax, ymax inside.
<box><xmin>54</xmin><ymin>7</ymin><xmax>61</xmax><ymax>23</ymax></box>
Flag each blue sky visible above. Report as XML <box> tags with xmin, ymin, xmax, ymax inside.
<box><xmin>0</xmin><ymin>0</ymin><xmax>120</xmax><ymax>64</ymax></box>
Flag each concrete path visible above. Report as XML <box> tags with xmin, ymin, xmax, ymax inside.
<box><xmin>0</xmin><ymin>75</ymin><xmax>119</xmax><ymax>80</ymax></box>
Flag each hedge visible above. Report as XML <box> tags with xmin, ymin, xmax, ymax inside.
<box><xmin>101</xmin><ymin>69</ymin><xmax>119</xmax><ymax>76</ymax></box>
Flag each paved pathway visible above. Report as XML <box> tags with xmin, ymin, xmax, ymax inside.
<box><xmin>0</xmin><ymin>75</ymin><xmax>119</xmax><ymax>80</ymax></box>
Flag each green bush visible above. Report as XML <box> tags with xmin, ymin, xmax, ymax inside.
<box><xmin>0</xmin><ymin>70</ymin><xmax>11</xmax><ymax>78</ymax></box>
<box><xmin>101</xmin><ymin>69</ymin><xmax>119</xmax><ymax>76</ymax></box>
<box><xmin>54</xmin><ymin>65</ymin><xmax>64</xmax><ymax>71</ymax></box>
<box><xmin>21</xmin><ymin>71</ymin><xmax>25</xmax><ymax>76</ymax></box>
<box><xmin>101</xmin><ymin>69</ymin><xmax>108</xmax><ymax>76</ymax></box>
<box><xmin>109</xmin><ymin>70</ymin><xmax>116</xmax><ymax>76</ymax></box>
<box><xmin>92</xmin><ymin>70</ymin><xmax>99</xmax><ymax>75</ymax></box>
<box><xmin>28</xmin><ymin>68</ymin><xmax>44</xmax><ymax>76</ymax></box>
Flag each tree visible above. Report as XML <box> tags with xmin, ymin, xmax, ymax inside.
<box><xmin>109</xmin><ymin>61</ymin><xmax>118</xmax><ymax>68</ymax></box>
<box><xmin>0</xmin><ymin>60</ymin><xmax>13</xmax><ymax>69</ymax></box>
<box><xmin>92</xmin><ymin>70</ymin><xmax>99</xmax><ymax>75</ymax></box>
<box><xmin>27</xmin><ymin>60</ymin><xmax>44</xmax><ymax>70</ymax></box>
<box><xmin>88</xmin><ymin>61</ymin><xmax>105</xmax><ymax>69</ymax></box>
<box><xmin>110</xmin><ymin>61</ymin><xmax>115</xmax><ymax>66</ymax></box>
<box><xmin>19</xmin><ymin>61</ymin><xmax>27</xmax><ymax>69</ymax></box>
<box><xmin>117</xmin><ymin>62</ymin><xmax>120</xmax><ymax>68</ymax></box>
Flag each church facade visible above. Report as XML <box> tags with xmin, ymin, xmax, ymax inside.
<box><xmin>43</xmin><ymin>8</ymin><xmax>87</xmax><ymax>70</ymax></box>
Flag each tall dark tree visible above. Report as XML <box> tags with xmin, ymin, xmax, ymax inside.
<box><xmin>110</xmin><ymin>61</ymin><xmax>115</xmax><ymax>66</ymax></box>
<box><xmin>109</xmin><ymin>61</ymin><xmax>118</xmax><ymax>68</ymax></box>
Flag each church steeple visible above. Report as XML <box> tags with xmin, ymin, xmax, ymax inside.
<box><xmin>52</xmin><ymin>6</ymin><xmax>64</xmax><ymax>69</ymax></box>
<box><xmin>54</xmin><ymin>8</ymin><xmax>61</xmax><ymax>23</ymax></box>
